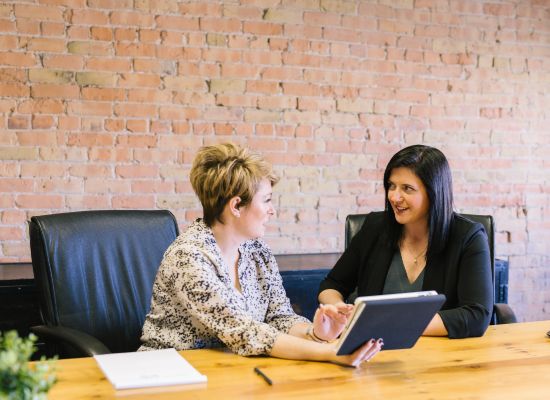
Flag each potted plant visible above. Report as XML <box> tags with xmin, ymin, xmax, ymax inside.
<box><xmin>0</xmin><ymin>330</ymin><xmax>57</xmax><ymax>400</ymax></box>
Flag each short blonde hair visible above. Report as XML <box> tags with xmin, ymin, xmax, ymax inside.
<box><xmin>190</xmin><ymin>143</ymin><xmax>279</xmax><ymax>226</ymax></box>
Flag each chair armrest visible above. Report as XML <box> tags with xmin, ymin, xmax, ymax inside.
<box><xmin>31</xmin><ymin>325</ymin><xmax>111</xmax><ymax>357</ymax></box>
<box><xmin>494</xmin><ymin>303</ymin><xmax>518</xmax><ymax>324</ymax></box>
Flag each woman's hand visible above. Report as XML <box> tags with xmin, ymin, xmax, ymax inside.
<box><xmin>329</xmin><ymin>338</ymin><xmax>383</xmax><ymax>368</ymax></box>
<box><xmin>312</xmin><ymin>302</ymin><xmax>354</xmax><ymax>342</ymax></box>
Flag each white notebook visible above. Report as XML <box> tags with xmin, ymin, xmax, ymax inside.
<box><xmin>94</xmin><ymin>348</ymin><xmax>207</xmax><ymax>390</ymax></box>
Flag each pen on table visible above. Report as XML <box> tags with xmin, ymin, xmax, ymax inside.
<box><xmin>254</xmin><ymin>367</ymin><xmax>273</xmax><ymax>386</ymax></box>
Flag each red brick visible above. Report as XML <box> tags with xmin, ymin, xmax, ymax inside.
<box><xmin>150</xmin><ymin>120</ymin><xmax>171</xmax><ymax>134</ymax></box>
<box><xmin>0</xmin><ymin>226</ymin><xmax>25</xmax><ymax>241</ymax></box>
<box><xmin>31</xmin><ymin>115</ymin><xmax>56</xmax><ymax>129</ymax></box>
<box><xmin>243</xmin><ymin>21</ymin><xmax>283</xmax><ymax>36</ymax></box>
<box><xmin>161</xmin><ymin>31</ymin><xmax>184</xmax><ymax>45</ymax></box>
<box><xmin>90</xmin><ymin>0</ymin><xmax>134</xmax><ymax>10</ymax></box>
<box><xmin>15</xmin><ymin>5</ymin><xmax>64</xmax><ymax>21</ymax></box>
<box><xmin>114</xmin><ymin>103</ymin><xmax>157</xmax><ymax>118</ymax></box>
<box><xmin>139</xmin><ymin>29</ymin><xmax>163</xmax><ymax>44</ymax></box>
<box><xmin>128</xmin><ymin>88</ymin><xmax>171</xmax><ymax>103</ymax></box>
<box><xmin>0</xmin><ymin>19</ymin><xmax>16</xmax><ymax>33</ymax></box>
<box><xmin>82</xmin><ymin>87</ymin><xmax>124</xmax><ymax>101</ymax></box>
<box><xmin>25</xmin><ymin>37</ymin><xmax>66</xmax><ymax>52</ymax></box>
<box><xmin>43</xmin><ymin>54</ymin><xmax>84</xmax><ymax>69</ymax></box>
<box><xmin>483</xmin><ymin>3</ymin><xmax>516</xmax><ymax>16</ymax></box>
<box><xmin>67</xmin><ymin>101</ymin><xmax>112</xmax><ymax>116</ymax></box>
<box><xmin>116</xmin><ymin>164</ymin><xmax>158</xmax><ymax>178</ymax></box>
<box><xmin>1</xmin><ymin>210</ymin><xmax>27</xmax><ymax>225</ymax></box>
<box><xmin>155</xmin><ymin>15</ymin><xmax>199</xmax><ymax>31</ymax></box>
<box><xmin>159</xmin><ymin>106</ymin><xmax>201</xmax><ymax>120</ymax></box>
<box><xmin>16</xmin><ymin>194</ymin><xmax>63</xmax><ymax>208</ymax></box>
<box><xmin>246</xmin><ymin>81</ymin><xmax>280</xmax><ymax>94</ymax></box>
<box><xmin>200</xmin><ymin>17</ymin><xmax>241</xmax><ymax>33</ymax></box>
<box><xmin>173</xmin><ymin>92</ymin><xmax>215</xmax><ymax>106</ymax></box>
<box><xmin>0</xmin><ymin>35</ymin><xmax>17</xmax><ymax>50</ymax></box>
<box><xmin>40</xmin><ymin>21</ymin><xmax>66</xmax><ymax>36</ymax></box>
<box><xmin>261</xmin><ymin>67</ymin><xmax>302</xmax><ymax>80</ymax></box>
<box><xmin>132</xmin><ymin>180</ymin><xmax>174</xmax><ymax>194</ymax></box>
<box><xmin>115</xmin><ymin>42</ymin><xmax>155</xmax><ymax>57</ymax></box>
<box><xmin>0</xmin><ymin>177</ymin><xmax>33</xmax><ymax>192</ymax></box>
<box><xmin>7</xmin><ymin>115</ymin><xmax>28</xmax><ymax>129</ymax></box>
<box><xmin>67</xmin><ymin>25</ymin><xmax>89</xmax><ymax>40</ymax></box>
<box><xmin>0</xmin><ymin>52</ymin><xmax>37</xmax><ymax>67</ymax></box>
<box><xmin>114</xmin><ymin>28</ymin><xmax>137</xmax><ymax>41</ymax></box>
<box><xmin>119</xmin><ymin>73</ymin><xmax>161</xmax><ymax>88</ymax></box>
<box><xmin>282</xmin><ymin>82</ymin><xmax>321</xmax><ymax>96</ymax></box>
<box><xmin>21</xmin><ymin>162</ymin><xmax>66</xmax><ymax>177</ymax></box>
<box><xmin>0</xmin><ymin>83</ymin><xmax>29</xmax><ymax>97</ymax></box>
<box><xmin>69</xmin><ymin>163</ymin><xmax>113</xmax><ymax>178</ymax></box>
<box><xmin>221</xmin><ymin>64</ymin><xmax>260</xmax><ymax>79</ymax></box>
<box><xmin>258</xmin><ymin>96</ymin><xmax>296</xmax><ymax>110</ymax></box>
<box><xmin>134</xmin><ymin>59</ymin><xmax>176</xmax><ymax>74</ymax></box>
<box><xmin>202</xmin><ymin>48</ymin><xmax>241</xmax><ymax>63</ymax></box>
<box><xmin>0</xmin><ymin>68</ymin><xmax>25</xmax><ymax>83</ymax></box>
<box><xmin>68</xmin><ymin>41</ymin><xmax>112</xmax><ymax>56</ymax></box>
<box><xmin>58</xmin><ymin>116</ymin><xmax>80</xmax><ymax>130</ymax></box>
<box><xmin>110</xmin><ymin>11</ymin><xmax>153</xmax><ymax>26</ymax></box>
<box><xmin>90</xmin><ymin>26</ymin><xmax>113</xmax><ymax>41</ymax></box>
<box><xmin>215</xmin><ymin>94</ymin><xmax>257</xmax><ymax>108</ymax></box>
<box><xmin>172</xmin><ymin>121</ymin><xmax>190</xmax><ymax>134</ymax></box>
<box><xmin>179</xmin><ymin>2</ymin><xmax>221</xmax><ymax>16</ymax></box>
<box><xmin>65</xmin><ymin>195</ymin><xmax>110</xmax><ymax>209</ymax></box>
<box><xmin>67</xmin><ymin>132</ymin><xmax>113</xmax><ymax>148</ymax></box>
<box><xmin>125</xmin><ymin>119</ymin><xmax>147</xmax><ymax>133</ymax></box>
<box><xmin>17</xmin><ymin>99</ymin><xmax>63</xmax><ymax>114</ymax></box>
<box><xmin>70</xmin><ymin>9</ymin><xmax>109</xmax><ymax>25</ymax></box>
<box><xmin>158</xmin><ymin>46</ymin><xmax>202</xmax><ymax>61</ymax></box>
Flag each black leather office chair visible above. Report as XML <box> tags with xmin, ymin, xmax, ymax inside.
<box><xmin>29</xmin><ymin>210</ymin><xmax>179</xmax><ymax>358</ymax></box>
<box><xmin>345</xmin><ymin>212</ymin><xmax>517</xmax><ymax>324</ymax></box>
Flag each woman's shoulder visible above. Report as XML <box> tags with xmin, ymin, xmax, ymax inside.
<box><xmin>164</xmin><ymin>219</ymin><xmax>217</xmax><ymax>258</ymax></box>
<box><xmin>449</xmin><ymin>213</ymin><xmax>488</xmax><ymax>242</ymax></box>
<box><xmin>356</xmin><ymin>211</ymin><xmax>386</xmax><ymax>234</ymax></box>
<box><xmin>452</xmin><ymin>213</ymin><xmax>485</xmax><ymax>231</ymax></box>
<box><xmin>243</xmin><ymin>238</ymin><xmax>273</xmax><ymax>257</ymax></box>
<box><xmin>242</xmin><ymin>238</ymin><xmax>276</xmax><ymax>268</ymax></box>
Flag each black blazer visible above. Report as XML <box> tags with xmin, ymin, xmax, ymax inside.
<box><xmin>319</xmin><ymin>212</ymin><xmax>494</xmax><ymax>338</ymax></box>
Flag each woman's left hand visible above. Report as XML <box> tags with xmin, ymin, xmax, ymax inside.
<box><xmin>312</xmin><ymin>303</ymin><xmax>354</xmax><ymax>342</ymax></box>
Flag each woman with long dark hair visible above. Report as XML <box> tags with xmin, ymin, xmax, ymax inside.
<box><xmin>319</xmin><ymin>145</ymin><xmax>493</xmax><ymax>338</ymax></box>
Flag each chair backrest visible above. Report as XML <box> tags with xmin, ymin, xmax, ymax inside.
<box><xmin>29</xmin><ymin>210</ymin><xmax>179</xmax><ymax>353</ymax></box>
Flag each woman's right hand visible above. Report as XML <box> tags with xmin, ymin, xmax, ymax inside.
<box><xmin>329</xmin><ymin>338</ymin><xmax>383</xmax><ymax>368</ymax></box>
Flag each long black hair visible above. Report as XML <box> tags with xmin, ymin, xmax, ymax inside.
<box><xmin>383</xmin><ymin>145</ymin><xmax>454</xmax><ymax>258</ymax></box>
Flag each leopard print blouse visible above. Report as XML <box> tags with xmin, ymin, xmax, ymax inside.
<box><xmin>139</xmin><ymin>219</ymin><xmax>309</xmax><ymax>356</ymax></box>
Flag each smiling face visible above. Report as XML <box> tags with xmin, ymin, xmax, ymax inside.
<box><xmin>387</xmin><ymin>167</ymin><xmax>430</xmax><ymax>228</ymax></box>
<box><xmin>236</xmin><ymin>178</ymin><xmax>275</xmax><ymax>239</ymax></box>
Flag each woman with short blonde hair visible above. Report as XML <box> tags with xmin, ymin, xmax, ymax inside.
<box><xmin>140</xmin><ymin>143</ymin><xmax>382</xmax><ymax>367</ymax></box>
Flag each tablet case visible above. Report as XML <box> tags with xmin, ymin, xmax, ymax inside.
<box><xmin>336</xmin><ymin>293</ymin><xmax>446</xmax><ymax>355</ymax></box>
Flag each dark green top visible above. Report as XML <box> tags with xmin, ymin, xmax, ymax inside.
<box><xmin>382</xmin><ymin>251</ymin><xmax>425</xmax><ymax>294</ymax></box>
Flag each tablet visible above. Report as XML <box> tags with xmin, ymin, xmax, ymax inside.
<box><xmin>336</xmin><ymin>291</ymin><xmax>446</xmax><ymax>355</ymax></box>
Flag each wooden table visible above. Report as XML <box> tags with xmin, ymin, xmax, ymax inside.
<box><xmin>45</xmin><ymin>320</ymin><xmax>550</xmax><ymax>399</ymax></box>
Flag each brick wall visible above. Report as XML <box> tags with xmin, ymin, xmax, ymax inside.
<box><xmin>0</xmin><ymin>0</ymin><xmax>549</xmax><ymax>322</ymax></box>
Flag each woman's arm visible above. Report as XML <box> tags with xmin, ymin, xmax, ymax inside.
<box><xmin>423</xmin><ymin>313</ymin><xmax>448</xmax><ymax>336</ymax></box>
<box><xmin>269</xmin><ymin>333</ymin><xmax>382</xmax><ymax>367</ymax></box>
<box><xmin>318</xmin><ymin>288</ymin><xmax>346</xmax><ymax>306</ymax></box>
<box><xmin>439</xmin><ymin>227</ymin><xmax>494</xmax><ymax>338</ymax></box>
